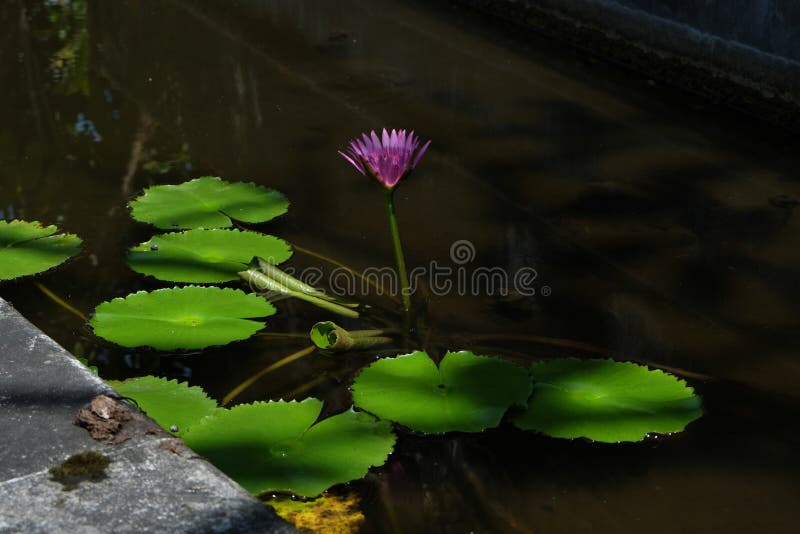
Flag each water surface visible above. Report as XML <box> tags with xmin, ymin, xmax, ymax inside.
<box><xmin>1</xmin><ymin>1</ymin><xmax>798</xmax><ymax>532</ymax></box>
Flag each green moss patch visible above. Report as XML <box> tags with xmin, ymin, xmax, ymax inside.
<box><xmin>49</xmin><ymin>451</ymin><xmax>111</xmax><ymax>491</ymax></box>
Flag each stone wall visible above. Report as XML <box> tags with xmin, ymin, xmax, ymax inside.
<box><xmin>450</xmin><ymin>0</ymin><xmax>800</xmax><ymax>127</ymax></box>
<box><xmin>615</xmin><ymin>0</ymin><xmax>800</xmax><ymax>61</ymax></box>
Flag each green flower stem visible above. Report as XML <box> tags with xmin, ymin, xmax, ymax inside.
<box><xmin>239</xmin><ymin>269</ymin><xmax>359</xmax><ymax>318</ymax></box>
<box><xmin>385</xmin><ymin>190</ymin><xmax>412</xmax><ymax>313</ymax></box>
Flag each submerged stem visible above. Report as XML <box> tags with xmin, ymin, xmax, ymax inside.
<box><xmin>291</xmin><ymin>242</ymin><xmax>401</xmax><ymax>305</ymax></box>
<box><xmin>385</xmin><ymin>189</ymin><xmax>411</xmax><ymax>314</ymax></box>
<box><xmin>284</xmin><ymin>373</ymin><xmax>329</xmax><ymax>400</ymax></box>
<box><xmin>255</xmin><ymin>332</ymin><xmax>310</xmax><ymax>339</ymax></box>
<box><xmin>464</xmin><ymin>333</ymin><xmax>713</xmax><ymax>380</ymax></box>
<box><xmin>35</xmin><ymin>282</ymin><xmax>88</xmax><ymax>322</ymax></box>
<box><xmin>222</xmin><ymin>345</ymin><xmax>317</xmax><ymax>406</ymax></box>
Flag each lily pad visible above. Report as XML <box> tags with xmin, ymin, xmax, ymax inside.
<box><xmin>129</xmin><ymin>176</ymin><xmax>289</xmax><ymax>229</ymax></box>
<box><xmin>89</xmin><ymin>286</ymin><xmax>275</xmax><ymax>350</ymax></box>
<box><xmin>127</xmin><ymin>228</ymin><xmax>292</xmax><ymax>283</ymax></box>
<box><xmin>351</xmin><ymin>350</ymin><xmax>532</xmax><ymax>434</ymax></box>
<box><xmin>107</xmin><ymin>376</ymin><xmax>219</xmax><ymax>436</ymax></box>
<box><xmin>0</xmin><ymin>220</ymin><xmax>82</xmax><ymax>281</ymax></box>
<box><xmin>512</xmin><ymin>358</ymin><xmax>703</xmax><ymax>443</ymax></box>
<box><xmin>182</xmin><ymin>398</ymin><xmax>396</xmax><ymax>497</ymax></box>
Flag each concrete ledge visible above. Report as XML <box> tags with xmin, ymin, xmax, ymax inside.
<box><xmin>0</xmin><ymin>297</ymin><xmax>297</xmax><ymax>533</ymax></box>
<box><xmin>450</xmin><ymin>0</ymin><xmax>800</xmax><ymax>129</ymax></box>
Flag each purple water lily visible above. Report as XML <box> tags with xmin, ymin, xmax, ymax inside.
<box><xmin>339</xmin><ymin>128</ymin><xmax>431</xmax><ymax>189</ymax></box>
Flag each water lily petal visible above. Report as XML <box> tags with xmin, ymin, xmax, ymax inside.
<box><xmin>339</xmin><ymin>129</ymin><xmax>431</xmax><ymax>189</ymax></box>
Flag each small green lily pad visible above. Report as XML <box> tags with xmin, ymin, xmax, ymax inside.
<box><xmin>0</xmin><ymin>220</ymin><xmax>82</xmax><ymax>281</ymax></box>
<box><xmin>127</xmin><ymin>228</ymin><xmax>292</xmax><ymax>283</ymax></box>
<box><xmin>89</xmin><ymin>286</ymin><xmax>275</xmax><ymax>350</ymax></box>
<box><xmin>129</xmin><ymin>176</ymin><xmax>289</xmax><ymax>229</ymax></box>
<box><xmin>182</xmin><ymin>398</ymin><xmax>396</xmax><ymax>497</ymax></box>
<box><xmin>512</xmin><ymin>358</ymin><xmax>703</xmax><ymax>443</ymax></box>
<box><xmin>309</xmin><ymin>321</ymin><xmax>339</xmax><ymax>349</ymax></box>
<box><xmin>107</xmin><ymin>376</ymin><xmax>219</xmax><ymax>436</ymax></box>
<box><xmin>351</xmin><ymin>350</ymin><xmax>532</xmax><ymax>434</ymax></box>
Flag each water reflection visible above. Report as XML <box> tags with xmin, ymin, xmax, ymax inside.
<box><xmin>47</xmin><ymin>0</ymin><xmax>89</xmax><ymax>96</ymax></box>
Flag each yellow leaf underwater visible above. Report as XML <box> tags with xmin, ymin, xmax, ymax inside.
<box><xmin>266</xmin><ymin>492</ymin><xmax>364</xmax><ymax>534</ymax></box>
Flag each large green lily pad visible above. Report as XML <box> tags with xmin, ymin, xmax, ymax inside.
<box><xmin>129</xmin><ymin>176</ymin><xmax>289</xmax><ymax>229</ymax></box>
<box><xmin>127</xmin><ymin>228</ymin><xmax>292</xmax><ymax>283</ymax></box>
<box><xmin>0</xmin><ymin>220</ymin><xmax>82</xmax><ymax>281</ymax></box>
<box><xmin>89</xmin><ymin>286</ymin><xmax>275</xmax><ymax>350</ymax></box>
<box><xmin>351</xmin><ymin>351</ymin><xmax>532</xmax><ymax>434</ymax></box>
<box><xmin>513</xmin><ymin>358</ymin><xmax>703</xmax><ymax>442</ymax></box>
<box><xmin>182</xmin><ymin>398</ymin><xmax>396</xmax><ymax>497</ymax></box>
<box><xmin>107</xmin><ymin>376</ymin><xmax>219</xmax><ymax>437</ymax></box>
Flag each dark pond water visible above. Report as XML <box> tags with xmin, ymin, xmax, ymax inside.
<box><xmin>2</xmin><ymin>0</ymin><xmax>799</xmax><ymax>532</ymax></box>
